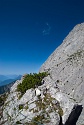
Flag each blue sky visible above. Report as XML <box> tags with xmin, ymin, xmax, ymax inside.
<box><xmin>0</xmin><ymin>0</ymin><xmax>84</xmax><ymax>75</ymax></box>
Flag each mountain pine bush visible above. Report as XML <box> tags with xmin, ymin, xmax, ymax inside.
<box><xmin>17</xmin><ymin>72</ymin><xmax>48</xmax><ymax>95</ymax></box>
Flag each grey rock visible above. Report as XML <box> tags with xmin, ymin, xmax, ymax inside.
<box><xmin>2</xmin><ymin>23</ymin><xmax>84</xmax><ymax>125</ymax></box>
<box><xmin>40</xmin><ymin>23</ymin><xmax>84</xmax><ymax>125</ymax></box>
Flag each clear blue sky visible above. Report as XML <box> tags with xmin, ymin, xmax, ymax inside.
<box><xmin>0</xmin><ymin>0</ymin><xmax>84</xmax><ymax>75</ymax></box>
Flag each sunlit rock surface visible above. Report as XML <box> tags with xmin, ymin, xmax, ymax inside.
<box><xmin>1</xmin><ymin>23</ymin><xmax>84</xmax><ymax>125</ymax></box>
<box><xmin>40</xmin><ymin>23</ymin><xmax>84</xmax><ymax>125</ymax></box>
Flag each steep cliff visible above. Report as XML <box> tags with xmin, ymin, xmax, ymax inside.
<box><xmin>1</xmin><ymin>23</ymin><xmax>84</xmax><ymax>125</ymax></box>
<box><xmin>40</xmin><ymin>23</ymin><xmax>84</xmax><ymax>125</ymax></box>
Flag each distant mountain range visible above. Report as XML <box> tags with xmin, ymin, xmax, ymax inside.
<box><xmin>0</xmin><ymin>75</ymin><xmax>22</xmax><ymax>94</ymax></box>
<box><xmin>0</xmin><ymin>75</ymin><xmax>22</xmax><ymax>86</ymax></box>
<box><xmin>0</xmin><ymin>81</ymin><xmax>15</xmax><ymax>94</ymax></box>
<box><xmin>0</xmin><ymin>75</ymin><xmax>8</xmax><ymax>81</ymax></box>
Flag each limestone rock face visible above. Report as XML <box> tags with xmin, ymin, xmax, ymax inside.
<box><xmin>2</xmin><ymin>23</ymin><xmax>84</xmax><ymax>125</ymax></box>
<box><xmin>2</xmin><ymin>78</ymin><xmax>61</xmax><ymax>125</ymax></box>
<box><xmin>40</xmin><ymin>23</ymin><xmax>84</xmax><ymax>125</ymax></box>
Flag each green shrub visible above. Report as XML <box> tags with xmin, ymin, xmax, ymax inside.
<box><xmin>19</xmin><ymin>104</ymin><xmax>23</xmax><ymax>110</ymax></box>
<box><xmin>16</xmin><ymin>121</ymin><xmax>22</xmax><ymax>124</ymax></box>
<box><xmin>17</xmin><ymin>72</ymin><xmax>48</xmax><ymax>96</ymax></box>
<box><xmin>58</xmin><ymin>107</ymin><xmax>63</xmax><ymax>116</ymax></box>
<box><xmin>32</xmin><ymin>115</ymin><xmax>45</xmax><ymax>125</ymax></box>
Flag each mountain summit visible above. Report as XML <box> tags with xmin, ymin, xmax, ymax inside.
<box><xmin>1</xmin><ymin>23</ymin><xmax>84</xmax><ymax>125</ymax></box>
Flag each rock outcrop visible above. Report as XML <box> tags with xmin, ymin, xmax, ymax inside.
<box><xmin>40</xmin><ymin>23</ymin><xmax>84</xmax><ymax>125</ymax></box>
<box><xmin>2</xmin><ymin>79</ymin><xmax>63</xmax><ymax>125</ymax></box>
<box><xmin>1</xmin><ymin>23</ymin><xmax>84</xmax><ymax>125</ymax></box>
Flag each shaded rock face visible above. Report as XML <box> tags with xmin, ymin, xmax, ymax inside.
<box><xmin>40</xmin><ymin>23</ymin><xmax>84</xmax><ymax>125</ymax></box>
<box><xmin>64</xmin><ymin>105</ymin><xmax>83</xmax><ymax>125</ymax></box>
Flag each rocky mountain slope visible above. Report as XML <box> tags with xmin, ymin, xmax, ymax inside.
<box><xmin>1</xmin><ymin>23</ymin><xmax>84</xmax><ymax>125</ymax></box>
<box><xmin>40</xmin><ymin>23</ymin><xmax>84</xmax><ymax>124</ymax></box>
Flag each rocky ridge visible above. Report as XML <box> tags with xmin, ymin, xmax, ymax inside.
<box><xmin>1</xmin><ymin>79</ymin><xmax>63</xmax><ymax>125</ymax></box>
<box><xmin>1</xmin><ymin>23</ymin><xmax>84</xmax><ymax>125</ymax></box>
<box><xmin>40</xmin><ymin>23</ymin><xmax>84</xmax><ymax>125</ymax></box>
